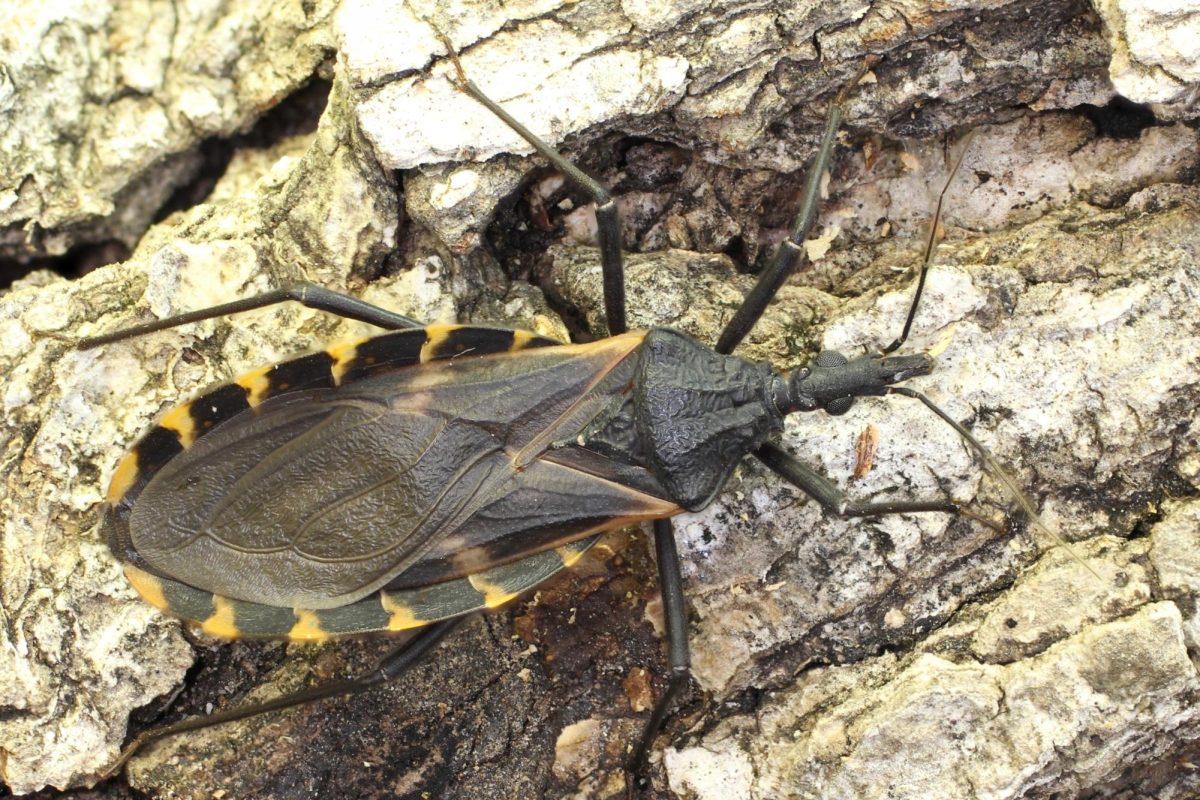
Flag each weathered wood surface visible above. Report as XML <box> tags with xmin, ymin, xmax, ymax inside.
<box><xmin>2</xmin><ymin>1</ymin><xmax>1199</xmax><ymax>798</ymax></box>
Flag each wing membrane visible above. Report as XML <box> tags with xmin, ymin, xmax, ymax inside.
<box><xmin>131</xmin><ymin>335</ymin><xmax>667</xmax><ymax>609</ymax></box>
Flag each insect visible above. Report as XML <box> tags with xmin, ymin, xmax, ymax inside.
<box><xmin>80</xmin><ymin>37</ymin><xmax>1036</xmax><ymax>795</ymax></box>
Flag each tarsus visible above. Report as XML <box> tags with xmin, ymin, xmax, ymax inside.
<box><xmin>891</xmin><ymin>386</ymin><xmax>1103</xmax><ymax>581</ymax></box>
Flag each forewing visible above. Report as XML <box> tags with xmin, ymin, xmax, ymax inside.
<box><xmin>131</xmin><ymin>389</ymin><xmax>510</xmax><ymax>608</ymax></box>
<box><xmin>130</xmin><ymin>334</ymin><xmax>648</xmax><ymax>609</ymax></box>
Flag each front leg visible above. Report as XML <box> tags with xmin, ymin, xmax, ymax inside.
<box><xmin>756</xmin><ymin>441</ymin><xmax>963</xmax><ymax>518</ymax></box>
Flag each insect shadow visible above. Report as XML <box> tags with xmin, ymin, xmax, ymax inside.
<box><xmin>78</xmin><ymin>32</ymin><xmax>1059</xmax><ymax>797</ymax></box>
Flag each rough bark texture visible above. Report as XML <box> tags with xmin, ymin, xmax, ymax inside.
<box><xmin>1</xmin><ymin>1</ymin><xmax>1199</xmax><ymax>799</ymax></box>
<box><xmin>0</xmin><ymin>0</ymin><xmax>340</xmax><ymax>265</ymax></box>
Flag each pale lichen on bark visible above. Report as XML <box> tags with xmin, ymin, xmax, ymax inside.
<box><xmin>0</xmin><ymin>0</ymin><xmax>341</xmax><ymax>262</ymax></box>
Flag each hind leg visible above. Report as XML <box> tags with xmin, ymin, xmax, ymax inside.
<box><xmin>99</xmin><ymin>618</ymin><xmax>466</xmax><ymax>779</ymax></box>
<box><xmin>79</xmin><ymin>282</ymin><xmax>423</xmax><ymax>349</ymax></box>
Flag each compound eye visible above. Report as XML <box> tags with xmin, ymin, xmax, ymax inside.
<box><xmin>815</xmin><ymin>350</ymin><xmax>849</xmax><ymax>368</ymax></box>
<box><xmin>825</xmin><ymin>396</ymin><xmax>854</xmax><ymax>416</ymax></box>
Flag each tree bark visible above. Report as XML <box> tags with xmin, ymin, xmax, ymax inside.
<box><xmin>1</xmin><ymin>1</ymin><xmax>1199</xmax><ymax>798</ymax></box>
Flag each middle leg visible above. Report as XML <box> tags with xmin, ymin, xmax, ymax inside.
<box><xmin>715</xmin><ymin>58</ymin><xmax>878</xmax><ymax>356</ymax></box>
<box><xmin>438</xmin><ymin>34</ymin><xmax>628</xmax><ymax>337</ymax></box>
<box><xmin>626</xmin><ymin>517</ymin><xmax>692</xmax><ymax>796</ymax></box>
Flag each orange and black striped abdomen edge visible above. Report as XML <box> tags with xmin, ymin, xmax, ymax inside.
<box><xmin>119</xmin><ymin>536</ymin><xmax>599</xmax><ymax>641</ymax></box>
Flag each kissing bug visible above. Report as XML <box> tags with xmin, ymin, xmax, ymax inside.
<box><xmin>77</xmin><ymin>36</ymin><xmax>1051</xmax><ymax>796</ymax></box>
